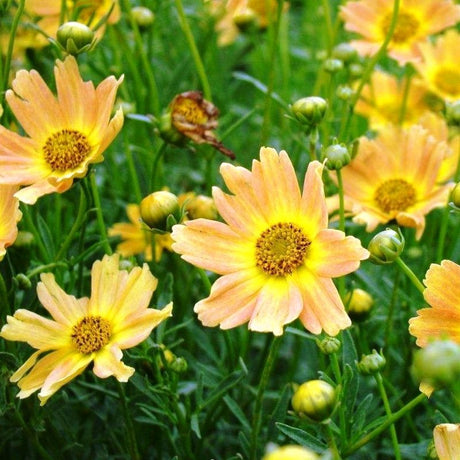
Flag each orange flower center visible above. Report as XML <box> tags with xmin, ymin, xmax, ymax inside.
<box><xmin>71</xmin><ymin>316</ymin><xmax>111</xmax><ymax>354</ymax></box>
<box><xmin>433</xmin><ymin>68</ymin><xmax>460</xmax><ymax>97</ymax></box>
<box><xmin>43</xmin><ymin>129</ymin><xmax>91</xmax><ymax>172</ymax></box>
<box><xmin>374</xmin><ymin>179</ymin><xmax>416</xmax><ymax>213</ymax></box>
<box><xmin>174</xmin><ymin>98</ymin><xmax>209</xmax><ymax>125</ymax></box>
<box><xmin>255</xmin><ymin>222</ymin><xmax>310</xmax><ymax>276</ymax></box>
<box><xmin>381</xmin><ymin>11</ymin><xmax>419</xmax><ymax>44</ymax></box>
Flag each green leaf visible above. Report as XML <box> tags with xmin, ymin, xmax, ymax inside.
<box><xmin>223</xmin><ymin>395</ymin><xmax>251</xmax><ymax>433</ymax></box>
<box><xmin>275</xmin><ymin>423</ymin><xmax>325</xmax><ymax>452</ymax></box>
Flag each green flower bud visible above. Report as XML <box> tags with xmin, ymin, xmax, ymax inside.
<box><xmin>332</xmin><ymin>42</ymin><xmax>358</xmax><ymax>63</ymax></box>
<box><xmin>323</xmin><ymin>58</ymin><xmax>344</xmax><ymax>73</ymax></box>
<box><xmin>368</xmin><ymin>228</ymin><xmax>405</xmax><ymax>264</ymax></box>
<box><xmin>13</xmin><ymin>231</ymin><xmax>34</xmax><ymax>247</ymax></box>
<box><xmin>291</xmin><ymin>380</ymin><xmax>336</xmax><ymax>422</ymax></box>
<box><xmin>344</xmin><ymin>288</ymin><xmax>374</xmax><ymax>320</ymax></box>
<box><xmin>316</xmin><ymin>336</ymin><xmax>341</xmax><ymax>355</ymax></box>
<box><xmin>290</xmin><ymin>97</ymin><xmax>328</xmax><ymax>130</ymax></box>
<box><xmin>357</xmin><ymin>350</ymin><xmax>386</xmax><ymax>375</ymax></box>
<box><xmin>322</xmin><ymin>143</ymin><xmax>351</xmax><ymax>170</ymax></box>
<box><xmin>186</xmin><ymin>195</ymin><xmax>218</xmax><ymax>220</ymax></box>
<box><xmin>169</xmin><ymin>356</ymin><xmax>188</xmax><ymax>373</ymax></box>
<box><xmin>336</xmin><ymin>85</ymin><xmax>355</xmax><ymax>101</ymax></box>
<box><xmin>56</xmin><ymin>22</ymin><xmax>96</xmax><ymax>55</ymax></box>
<box><xmin>412</xmin><ymin>340</ymin><xmax>460</xmax><ymax>390</ymax></box>
<box><xmin>262</xmin><ymin>445</ymin><xmax>320</xmax><ymax>460</ymax></box>
<box><xmin>140</xmin><ymin>191</ymin><xmax>180</xmax><ymax>231</ymax></box>
<box><xmin>131</xmin><ymin>6</ymin><xmax>155</xmax><ymax>29</ymax></box>
<box><xmin>445</xmin><ymin>100</ymin><xmax>460</xmax><ymax>127</ymax></box>
<box><xmin>451</xmin><ymin>182</ymin><xmax>460</xmax><ymax>208</ymax></box>
<box><xmin>349</xmin><ymin>62</ymin><xmax>364</xmax><ymax>79</ymax></box>
<box><xmin>15</xmin><ymin>273</ymin><xmax>32</xmax><ymax>290</ymax></box>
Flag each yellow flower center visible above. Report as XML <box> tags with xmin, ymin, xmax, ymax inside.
<box><xmin>174</xmin><ymin>98</ymin><xmax>209</xmax><ymax>125</ymax></box>
<box><xmin>433</xmin><ymin>68</ymin><xmax>460</xmax><ymax>97</ymax></box>
<box><xmin>43</xmin><ymin>129</ymin><xmax>91</xmax><ymax>172</ymax></box>
<box><xmin>71</xmin><ymin>316</ymin><xmax>111</xmax><ymax>354</ymax></box>
<box><xmin>374</xmin><ymin>179</ymin><xmax>416</xmax><ymax>213</ymax></box>
<box><xmin>255</xmin><ymin>222</ymin><xmax>310</xmax><ymax>276</ymax></box>
<box><xmin>381</xmin><ymin>11</ymin><xmax>419</xmax><ymax>44</ymax></box>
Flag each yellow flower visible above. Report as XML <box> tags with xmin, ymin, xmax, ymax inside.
<box><xmin>0</xmin><ymin>254</ymin><xmax>173</xmax><ymax>405</ymax></box>
<box><xmin>0</xmin><ymin>185</ymin><xmax>22</xmax><ymax>261</ymax></box>
<box><xmin>355</xmin><ymin>70</ymin><xmax>430</xmax><ymax>129</ymax></box>
<box><xmin>108</xmin><ymin>204</ymin><xmax>174</xmax><ymax>262</ymax></box>
<box><xmin>337</xmin><ymin>124</ymin><xmax>452</xmax><ymax>239</ymax></box>
<box><xmin>172</xmin><ymin>147</ymin><xmax>369</xmax><ymax>336</ymax></box>
<box><xmin>339</xmin><ymin>0</ymin><xmax>460</xmax><ymax>65</ymax></box>
<box><xmin>262</xmin><ymin>445</ymin><xmax>320</xmax><ymax>460</ymax></box>
<box><xmin>414</xmin><ymin>29</ymin><xmax>460</xmax><ymax>102</ymax></box>
<box><xmin>0</xmin><ymin>55</ymin><xmax>123</xmax><ymax>204</ymax></box>
<box><xmin>434</xmin><ymin>423</ymin><xmax>460</xmax><ymax>460</ymax></box>
<box><xmin>409</xmin><ymin>260</ymin><xmax>460</xmax><ymax>346</ymax></box>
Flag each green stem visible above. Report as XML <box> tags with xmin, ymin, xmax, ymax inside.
<box><xmin>384</xmin><ymin>269</ymin><xmax>400</xmax><ymax>352</ymax></box>
<box><xmin>339</xmin><ymin>0</ymin><xmax>400</xmax><ymax>141</ymax></box>
<box><xmin>0</xmin><ymin>272</ymin><xmax>10</xmax><ymax>316</ymax></box>
<box><xmin>397</xmin><ymin>65</ymin><xmax>413</xmax><ymax>125</ymax></box>
<box><xmin>249</xmin><ymin>335</ymin><xmax>282</xmax><ymax>460</ymax></box>
<box><xmin>117</xmin><ymin>382</ymin><xmax>140</xmax><ymax>460</ymax></box>
<box><xmin>27</xmin><ymin>262</ymin><xmax>69</xmax><ymax>279</ymax></box>
<box><xmin>124</xmin><ymin>138</ymin><xmax>143</xmax><ymax>202</ymax></box>
<box><xmin>22</xmin><ymin>206</ymin><xmax>51</xmax><ymax>263</ymax></box>
<box><xmin>375</xmin><ymin>373</ymin><xmax>401</xmax><ymax>460</ymax></box>
<box><xmin>321</xmin><ymin>0</ymin><xmax>334</xmax><ymax>55</ymax></box>
<box><xmin>394</xmin><ymin>257</ymin><xmax>425</xmax><ymax>294</ymax></box>
<box><xmin>343</xmin><ymin>393</ymin><xmax>426</xmax><ymax>457</ymax></box>
<box><xmin>325</xmin><ymin>423</ymin><xmax>341</xmax><ymax>460</ymax></box>
<box><xmin>435</xmin><ymin>198</ymin><xmax>451</xmax><ymax>263</ymax></box>
<box><xmin>330</xmin><ymin>351</ymin><xmax>347</xmax><ymax>446</ymax></box>
<box><xmin>174</xmin><ymin>0</ymin><xmax>212</xmax><ymax>101</ymax></box>
<box><xmin>150</xmin><ymin>142</ymin><xmax>167</xmax><ymax>191</ymax></box>
<box><xmin>196</xmin><ymin>267</ymin><xmax>212</xmax><ymax>293</ymax></box>
<box><xmin>89</xmin><ymin>171</ymin><xmax>112</xmax><ymax>255</ymax></box>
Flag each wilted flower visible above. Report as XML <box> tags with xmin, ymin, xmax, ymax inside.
<box><xmin>0</xmin><ymin>254</ymin><xmax>173</xmax><ymax>405</ymax></box>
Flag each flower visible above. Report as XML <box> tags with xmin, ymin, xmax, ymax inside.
<box><xmin>172</xmin><ymin>147</ymin><xmax>369</xmax><ymax>336</ymax></box>
<box><xmin>291</xmin><ymin>379</ymin><xmax>337</xmax><ymax>421</ymax></box>
<box><xmin>0</xmin><ymin>55</ymin><xmax>123</xmax><ymax>204</ymax></box>
<box><xmin>262</xmin><ymin>445</ymin><xmax>320</xmax><ymax>460</ymax></box>
<box><xmin>434</xmin><ymin>424</ymin><xmax>460</xmax><ymax>460</ymax></box>
<box><xmin>0</xmin><ymin>254</ymin><xmax>173</xmax><ymax>405</ymax></box>
<box><xmin>355</xmin><ymin>70</ymin><xmax>430</xmax><ymax>129</ymax></box>
<box><xmin>339</xmin><ymin>0</ymin><xmax>460</xmax><ymax>65</ymax></box>
<box><xmin>413</xmin><ymin>29</ymin><xmax>460</xmax><ymax>102</ymax></box>
<box><xmin>0</xmin><ymin>185</ymin><xmax>22</xmax><ymax>261</ymax></box>
<box><xmin>336</xmin><ymin>123</ymin><xmax>452</xmax><ymax>239</ymax></box>
<box><xmin>409</xmin><ymin>260</ymin><xmax>460</xmax><ymax>346</ymax></box>
<box><xmin>109</xmin><ymin>204</ymin><xmax>174</xmax><ymax>262</ymax></box>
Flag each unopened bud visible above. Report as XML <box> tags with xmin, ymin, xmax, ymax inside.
<box><xmin>291</xmin><ymin>380</ymin><xmax>336</xmax><ymax>422</ymax></box>
<box><xmin>140</xmin><ymin>191</ymin><xmax>180</xmax><ymax>231</ymax></box>
<box><xmin>56</xmin><ymin>21</ymin><xmax>96</xmax><ymax>55</ymax></box>
<box><xmin>262</xmin><ymin>445</ymin><xmax>320</xmax><ymax>460</ymax></box>
<box><xmin>357</xmin><ymin>349</ymin><xmax>386</xmax><ymax>375</ymax></box>
<box><xmin>368</xmin><ymin>228</ymin><xmax>405</xmax><ymax>264</ymax></box>
<box><xmin>13</xmin><ymin>231</ymin><xmax>34</xmax><ymax>247</ymax></box>
<box><xmin>345</xmin><ymin>288</ymin><xmax>374</xmax><ymax>320</ymax></box>
<box><xmin>15</xmin><ymin>273</ymin><xmax>32</xmax><ymax>290</ymax></box>
<box><xmin>169</xmin><ymin>356</ymin><xmax>188</xmax><ymax>373</ymax></box>
<box><xmin>233</xmin><ymin>7</ymin><xmax>258</xmax><ymax>31</ymax></box>
<box><xmin>186</xmin><ymin>195</ymin><xmax>218</xmax><ymax>220</ymax></box>
<box><xmin>131</xmin><ymin>6</ymin><xmax>155</xmax><ymax>29</ymax></box>
<box><xmin>336</xmin><ymin>85</ymin><xmax>355</xmax><ymax>101</ymax></box>
<box><xmin>316</xmin><ymin>336</ymin><xmax>341</xmax><ymax>355</ymax></box>
<box><xmin>291</xmin><ymin>97</ymin><xmax>328</xmax><ymax>130</ymax></box>
<box><xmin>332</xmin><ymin>42</ymin><xmax>358</xmax><ymax>63</ymax></box>
<box><xmin>322</xmin><ymin>143</ymin><xmax>351</xmax><ymax>170</ymax></box>
<box><xmin>349</xmin><ymin>62</ymin><xmax>364</xmax><ymax>79</ymax></box>
<box><xmin>323</xmin><ymin>58</ymin><xmax>344</xmax><ymax>73</ymax></box>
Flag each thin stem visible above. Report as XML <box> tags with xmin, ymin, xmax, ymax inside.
<box><xmin>394</xmin><ymin>257</ymin><xmax>425</xmax><ymax>294</ymax></box>
<box><xmin>117</xmin><ymin>382</ymin><xmax>140</xmax><ymax>460</ymax></box>
<box><xmin>22</xmin><ymin>206</ymin><xmax>51</xmax><ymax>263</ymax></box>
<box><xmin>174</xmin><ymin>0</ymin><xmax>212</xmax><ymax>101</ymax></box>
<box><xmin>375</xmin><ymin>373</ymin><xmax>401</xmax><ymax>460</ymax></box>
<box><xmin>330</xmin><ymin>351</ymin><xmax>347</xmax><ymax>446</ymax></box>
<box><xmin>150</xmin><ymin>142</ymin><xmax>167</xmax><ymax>191</ymax></box>
<box><xmin>325</xmin><ymin>423</ymin><xmax>341</xmax><ymax>460</ymax></box>
<box><xmin>249</xmin><ymin>335</ymin><xmax>282</xmax><ymax>460</ymax></box>
<box><xmin>321</xmin><ymin>0</ymin><xmax>334</xmax><ymax>55</ymax></box>
<box><xmin>124</xmin><ymin>139</ymin><xmax>143</xmax><ymax>203</ymax></box>
<box><xmin>435</xmin><ymin>198</ymin><xmax>451</xmax><ymax>263</ymax></box>
<box><xmin>89</xmin><ymin>171</ymin><xmax>112</xmax><ymax>255</ymax></box>
<box><xmin>343</xmin><ymin>393</ymin><xmax>426</xmax><ymax>457</ymax></box>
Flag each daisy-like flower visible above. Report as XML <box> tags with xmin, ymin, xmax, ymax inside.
<box><xmin>339</xmin><ymin>0</ymin><xmax>460</xmax><ymax>65</ymax></box>
<box><xmin>172</xmin><ymin>147</ymin><xmax>369</xmax><ymax>336</ymax></box>
<box><xmin>434</xmin><ymin>424</ymin><xmax>460</xmax><ymax>460</ymax></box>
<box><xmin>414</xmin><ymin>29</ymin><xmax>460</xmax><ymax>102</ymax></box>
<box><xmin>337</xmin><ymin>123</ymin><xmax>453</xmax><ymax>239</ymax></box>
<box><xmin>355</xmin><ymin>69</ymin><xmax>430</xmax><ymax>129</ymax></box>
<box><xmin>0</xmin><ymin>185</ymin><xmax>22</xmax><ymax>261</ymax></box>
<box><xmin>0</xmin><ymin>55</ymin><xmax>123</xmax><ymax>204</ymax></box>
<box><xmin>408</xmin><ymin>260</ymin><xmax>460</xmax><ymax>346</ymax></box>
<box><xmin>108</xmin><ymin>204</ymin><xmax>174</xmax><ymax>262</ymax></box>
<box><xmin>0</xmin><ymin>254</ymin><xmax>173</xmax><ymax>405</ymax></box>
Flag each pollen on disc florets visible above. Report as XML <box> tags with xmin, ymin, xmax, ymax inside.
<box><xmin>255</xmin><ymin>222</ymin><xmax>310</xmax><ymax>276</ymax></box>
<box><xmin>43</xmin><ymin>129</ymin><xmax>91</xmax><ymax>172</ymax></box>
<box><xmin>374</xmin><ymin>178</ymin><xmax>416</xmax><ymax>213</ymax></box>
<box><xmin>381</xmin><ymin>11</ymin><xmax>419</xmax><ymax>44</ymax></box>
<box><xmin>71</xmin><ymin>316</ymin><xmax>111</xmax><ymax>354</ymax></box>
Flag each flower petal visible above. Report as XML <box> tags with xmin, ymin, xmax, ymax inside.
<box><xmin>93</xmin><ymin>344</ymin><xmax>134</xmax><ymax>381</ymax></box>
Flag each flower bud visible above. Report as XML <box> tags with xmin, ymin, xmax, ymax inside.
<box><xmin>56</xmin><ymin>21</ymin><xmax>96</xmax><ymax>55</ymax></box>
<box><xmin>15</xmin><ymin>273</ymin><xmax>32</xmax><ymax>290</ymax></box>
<box><xmin>336</xmin><ymin>85</ymin><xmax>355</xmax><ymax>101</ymax></box>
<box><xmin>344</xmin><ymin>288</ymin><xmax>374</xmax><ymax>320</ymax></box>
<box><xmin>169</xmin><ymin>356</ymin><xmax>188</xmax><ymax>373</ymax></box>
<box><xmin>322</xmin><ymin>143</ymin><xmax>351</xmax><ymax>170</ymax></box>
<box><xmin>332</xmin><ymin>42</ymin><xmax>358</xmax><ymax>63</ymax></box>
<box><xmin>368</xmin><ymin>228</ymin><xmax>405</xmax><ymax>264</ymax></box>
<box><xmin>291</xmin><ymin>380</ymin><xmax>336</xmax><ymax>422</ymax></box>
<box><xmin>262</xmin><ymin>445</ymin><xmax>320</xmax><ymax>460</ymax></box>
<box><xmin>445</xmin><ymin>100</ymin><xmax>460</xmax><ymax>127</ymax></box>
<box><xmin>140</xmin><ymin>191</ymin><xmax>180</xmax><ymax>231</ymax></box>
<box><xmin>233</xmin><ymin>7</ymin><xmax>258</xmax><ymax>31</ymax></box>
<box><xmin>451</xmin><ymin>182</ymin><xmax>460</xmax><ymax>208</ymax></box>
<box><xmin>131</xmin><ymin>6</ymin><xmax>155</xmax><ymax>29</ymax></box>
<box><xmin>13</xmin><ymin>231</ymin><xmax>34</xmax><ymax>247</ymax></box>
<box><xmin>411</xmin><ymin>340</ymin><xmax>460</xmax><ymax>390</ymax></box>
<box><xmin>290</xmin><ymin>97</ymin><xmax>328</xmax><ymax>130</ymax></box>
<box><xmin>316</xmin><ymin>336</ymin><xmax>341</xmax><ymax>355</ymax></box>
<box><xmin>323</xmin><ymin>58</ymin><xmax>344</xmax><ymax>73</ymax></box>
<box><xmin>185</xmin><ymin>195</ymin><xmax>218</xmax><ymax>220</ymax></box>
<box><xmin>349</xmin><ymin>62</ymin><xmax>364</xmax><ymax>79</ymax></box>
<box><xmin>357</xmin><ymin>350</ymin><xmax>386</xmax><ymax>375</ymax></box>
